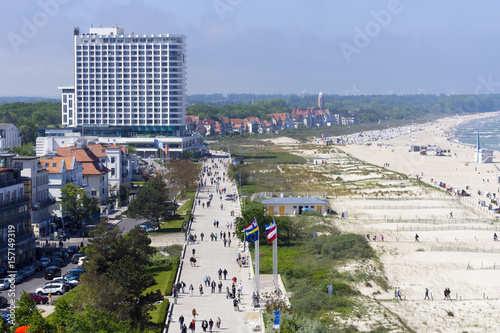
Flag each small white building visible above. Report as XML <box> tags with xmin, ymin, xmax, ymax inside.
<box><xmin>39</xmin><ymin>156</ymin><xmax>89</xmax><ymax>218</ymax></box>
<box><xmin>475</xmin><ymin>148</ymin><xmax>494</xmax><ymax>163</ymax></box>
<box><xmin>262</xmin><ymin>197</ymin><xmax>329</xmax><ymax>216</ymax></box>
<box><xmin>0</xmin><ymin>123</ymin><xmax>21</xmax><ymax>149</ymax></box>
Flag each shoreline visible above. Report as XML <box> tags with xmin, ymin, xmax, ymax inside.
<box><xmin>336</xmin><ymin>111</ymin><xmax>500</xmax><ymax>215</ymax></box>
<box><xmin>447</xmin><ymin>112</ymin><xmax>500</xmax><ymax>152</ymax></box>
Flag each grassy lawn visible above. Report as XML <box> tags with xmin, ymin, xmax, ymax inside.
<box><xmin>143</xmin><ymin>259</ymin><xmax>178</xmax><ymax>296</ymax></box>
<box><xmin>148</xmin><ymin>299</ymin><xmax>169</xmax><ymax>329</ymax></box>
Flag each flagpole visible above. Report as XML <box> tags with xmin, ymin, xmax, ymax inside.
<box><xmin>255</xmin><ymin>227</ymin><xmax>260</xmax><ymax>304</ymax></box>
<box><xmin>273</xmin><ymin>236</ymin><xmax>278</xmax><ymax>293</ymax></box>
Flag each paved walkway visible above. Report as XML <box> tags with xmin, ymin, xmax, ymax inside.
<box><xmin>167</xmin><ymin>154</ymin><xmax>261</xmax><ymax>332</ymax></box>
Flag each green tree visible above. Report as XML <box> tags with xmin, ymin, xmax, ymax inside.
<box><xmin>127</xmin><ymin>175</ymin><xmax>172</xmax><ymax>224</ymax></box>
<box><xmin>60</xmin><ymin>183</ymin><xmax>97</xmax><ymax>226</ymax></box>
<box><xmin>119</xmin><ymin>184</ymin><xmax>130</xmax><ymax>204</ymax></box>
<box><xmin>82</xmin><ymin>195</ymin><xmax>100</xmax><ymax>221</ymax></box>
<box><xmin>6</xmin><ymin>143</ymin><xmax>35</xmax><ymax>156</ymax></box>
<box><xmin>52</xmin><ymin>299</ymin><xmax>74</xmax><ymax>330</ymax></box>
<box><xmin>13</xmin><ymin>291</ymin><xmax>52</xmax><ymax>332</ymax></box>
<box><xmin>65</xmin><ymin>306</ymin><xmax>145</xmax><ymax>333</ymax></box>
<box><xmin>75</xmin><ymin>223</ymin><xmax>162</xmax><ymax>330</ymax></box>
<box><xmin>166</xmin><ymin>159</ymin><xmax>201</xmax><ymax>197</ymax></box>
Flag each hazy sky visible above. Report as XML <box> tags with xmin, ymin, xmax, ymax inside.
<box><xmin>1</xmin><ymin>0</ymin><xmax>500</xmax><ymax>97</ymax></box>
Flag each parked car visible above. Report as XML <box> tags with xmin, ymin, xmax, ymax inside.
<box><xmin>33</xmin><ymin>262</ymin><xmax>44</xmax><ymax>272</ymax></box>
<box><xmin>225</xmin><ymin>194</ymin><xmax>233</xmax><ymax>200</ymax></box>
<box><xmin>0</xmin><ymin>310</ymin><xmax>11</xmax><ymax>324</ymax></box>
<box><xmin>0</xmin><ymin>296</ymin><xmax>7</xmax><ymax>308</ymax></box>
<box><xmin>64</xmin><ymin>268</ymin><xmax>84</xmax><ymax>281</ymax></box>
<box><xmin>40</xmin><ymin>258</ymin><xmax>51</xmax><ymax>267</ymax></box>
<box><xmin>50</xmin><ymin>258</ymin><xmax>63</xmax><ymax>267</ymax></box>
<box><xmin>44</xmin><ymin>279</ymin><xmax>71</xmax><ymax>292</ymax></box>
<box><xmin>25</xmin><ymin>265</ymin><xmax>36</xmax><ymax>277</ymax></box>
<box><xmin>71</xmin><ymin>253</ymin><xmax>85</xmax><ymax>264</ymax></box>
<box><xmin>26</xmin><ymin>293</ymin><xmax>48</xmax><ymax>304</ymax></box>
<box><xmin>44</xmin><ymin>266</ymin><xmax>61</xmax><ymax>280</ymax></box>
<box><xmin>0</xmin><ymin>279</ymin><xmax>11</xmax><ymax>291</ymax></box>
<box><xmin>15</xmin><ymin>269</ymin><xmax>27</xmax><ymax>282</ymax></box>
<box><xmin>52</xmin><ymin>277</ymin><xmax>78</xmax><ymax>288</ymax></box>
<box><xmin>36</xmin><ymin>283</ymin><xmax>65</xmax><ymax>295</ymax></box>
<box><xmin>139</xmin><ymin>221</ymin><xmax>157</xmax><ymax>232</ymax></box>
<box><xmin>67</xmin><ymin>246</ymin><xmax>78</xmax><ymax>255</ymax></box>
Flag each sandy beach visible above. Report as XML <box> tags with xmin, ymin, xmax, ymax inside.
<box><xmin>330</xmin><ymin>111</ymin><xmax>500</xmax><ymax>332</ymax></box>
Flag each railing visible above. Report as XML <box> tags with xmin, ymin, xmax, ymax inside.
<box><xmin>0</xmin><ymin>195</ymin><xmax>30</xmax><ymax>210</ymax></box>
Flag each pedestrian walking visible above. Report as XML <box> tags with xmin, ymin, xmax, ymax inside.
<box><xmin>223</xmin><ymin>269</ymin><xmax>227</xmax><ymax>280</ymax></box>
<box><xmin>201</xmin><ymin>319</ymin><xmax>208</xmax><ymax>332</ymax></box>
<box><xmin>424</xmin><ymin>288</ymin><xmax>430</xmax><ymax>300</ymax></box>
<box><xmin>179</xmin><ymin>314</ymin><xmax>185</xmax><ymax>329</ymax></box>
<box><xmin>189</xmin><ymin>284</ymin><xmax>194</xmax><ymax>297</ymax></box>
<box><xmin>218</xmin><ymin>268</ymin><xmax>222</xmax><ymax>280</ymax></box>
<box><xmin>192</xmin><ymin>248</ymin><xmax>196</xmax><ymax>257</ymax></box>
<box><xmin>200</xmin><ymin>233</ymin><xmax>204</xmax><ymax>241</ymax></box>
<box><xmin>208</xmin><ymin>319</ymin><xmax>214</xmax><ymax>332</ymax></box>
<box><xmin>233</xmin><ymin>298</ymin><xmax>239</xmax><ymax>311</ymax></box>
<box><xmin>211</xmin><ymin>281</ymin><xmax>216</xmax><ymax>293</ymax></box>
<box><xmin>181</xmin><ymin>281</ymin><xmax>186</xmax><ymax>293</ymax></box>
<box><xmin>216</xmin><ymin>317</ymin><xmax>221</xmax><ymax>329</ymax></box>
<box><xmin>415</xmin><ymin>233</ymin><xmax>419</xmax><ymax>242</ymax></box>
<box><xmin>189</xmin><ymin>320</ymin><xmax>196</xmax><ymax>332</ymax></box>
<box><xmin>218</xmin><ymin>281</ymin><xmax>222</xmax><ymax>293</ymax></box>
<box><xmin>199</xmin><ymin>284</ymin><xmax>204</xmax><ymax>296</ymax></box>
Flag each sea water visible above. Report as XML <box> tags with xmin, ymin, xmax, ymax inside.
<box><xmin>452</xmin><ymin>115</ymin><xmax>500</xmax><ymax>151</ymax></box>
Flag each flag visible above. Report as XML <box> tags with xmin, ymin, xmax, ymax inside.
<box><xmin>265</xmin><ymin>220</ymin><xmax>277</xmax><ymax>244</ymax></box>
<box><xmin>246</xmin><ymin>219</ymin><xmax>259</xmax><ymax>243</ymax></box>
<box><xmin>273</xmin><ymin>309</ymin><xmax>280</xmax><ymax>329</ymax></box>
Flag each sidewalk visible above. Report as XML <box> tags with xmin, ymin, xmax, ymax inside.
<box><xmin>168</xmin><ymin>154</ymin><xmax>261</xmax><ymax>332</ymax></box>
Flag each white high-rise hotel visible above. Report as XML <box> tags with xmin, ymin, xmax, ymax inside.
<box><xmin>59</xmin><ymin>26</ymin><xmax>186</xmax><ymax>136</ymax></box>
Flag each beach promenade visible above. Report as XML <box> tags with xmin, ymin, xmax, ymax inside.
<box><xmin>167</xmin><ymin>154</ymin><xmax>260</xmax><ymax>332</ymax></box>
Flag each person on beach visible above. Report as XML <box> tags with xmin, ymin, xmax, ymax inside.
<box><xmin>494</xmin><ymin>233</ymin><xmax>498</xmax><ymax>241</ymax></box>
<box><xmin>424</xmin><ymin>288</ymin><xmax>430</xmax><ymax>300</ymax></box>
<box><xmin>397</xmin><ymin>287</ymin><xmax>402</xmax><ymax>300</ymax></box>
<box><xmin>367</xmin><ymin>233</ymin><xmax>370</xmax><ymax>241</ymax></box>
<box><xmin>415</xmin><ymin>234</ymin><xmax>419</xmax><ymax>242</ymax></box>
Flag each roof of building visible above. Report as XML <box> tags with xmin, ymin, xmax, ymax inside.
<box><xmin>262</xmin><ymin>197</ymin><xmax>329</xmax><ymax>205</ymax></box>
<box><xmin>0</xmin><ymin>123</ymin><xmax>16</xmax><ymax>130</ymax></box>
<box><xmin>56</xmin><ymin>146</ymin><xmax>109</xmax><ymax>175</ymax></box>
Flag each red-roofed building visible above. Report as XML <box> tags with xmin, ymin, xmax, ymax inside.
<box><xmin>57</xmin><ymin>143</ymin><xmax>110</xmax><ymax>205</ymax></box>
<box><xmin>269</xmin><ymin>113</ymin><xmax>294</xmax><ymax>130</ymax></box>
<box><xmin>39</xmin><ymin>156</ymin><xmax>88</xmax><ymax>219</ymax></box>
<box><xmin>242</xmin><ymin>117</ymin><xmax>261</xmax><ymax>134</ymax></box>
<box><xmin>230</xmin><ymin>119</ymin><xmax>244</xmax><ymax>134</ymax></box>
